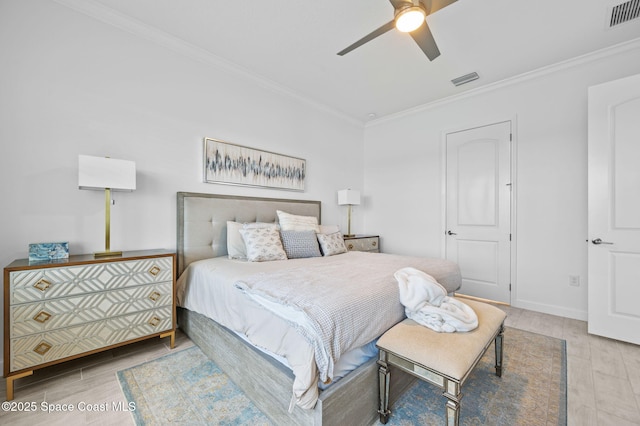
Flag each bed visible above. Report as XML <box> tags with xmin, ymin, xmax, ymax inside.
<box><xmin>175</xmin><ymin>192</ymin><xmax>461</xmax><ymax>425</ymax></box>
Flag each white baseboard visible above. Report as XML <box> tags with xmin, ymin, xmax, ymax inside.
<box><xmin>512</xmin><ymin>299</ymin><xmax>588</xmax><ymax>321</ymax></box>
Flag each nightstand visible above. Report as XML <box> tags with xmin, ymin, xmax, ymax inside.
<box><xmin>3</xmin><ymin>249</ymin><xmax>176</xmax><ymax>400</ymax></box>
<box><xmin>343</xmin><ymin>235</ymin><xmax>380</xmax><ymax>253</ymax></box>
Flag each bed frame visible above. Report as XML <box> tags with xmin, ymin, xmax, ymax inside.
<box><xmin>176</xmin><ymin>192</ymin><xmax>413</xmax><ymax>425</ymax></box>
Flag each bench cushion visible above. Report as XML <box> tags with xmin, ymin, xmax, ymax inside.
<box><xmin>376</xmin><ymin>298</ymin><xmax>506</xmax><ymax>381</ymax></box>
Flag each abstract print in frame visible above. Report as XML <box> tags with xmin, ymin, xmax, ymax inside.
<box><xmin>203</xmin><ymin>138</ymin><xmax>306</xmax><ymax>191</ymax></box>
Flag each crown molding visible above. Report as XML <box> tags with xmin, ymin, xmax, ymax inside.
<box><xmin>52</xmin><ymin>0</ymin><xmax>364</xmax><ymax>127</ymax></box>
<box><xmin>367</xmin><ymin>36</ymin><xmax>640</xmax><ymax>127</ymax></box>
<box><xmin>50</xmin><ymin>0</ymin><xmax>640</xmax><ymax>129</ymax></box>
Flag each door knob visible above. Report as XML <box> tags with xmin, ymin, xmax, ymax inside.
<box><xmin>447</xmin><ymin>230</ymin><xmax>457</xmax><ymax>236</ymax></box>
<box><xmin>592</xmin><ymin>238</ymin><xmax>613</xmax><ymax>245</ymax></box>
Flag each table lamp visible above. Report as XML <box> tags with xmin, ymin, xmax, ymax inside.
<box><xmin>337</xmin><ymin>189</ymin><xmax>361</xmax><ymax>237</ymax></box>
<box><xmin>78</xmin><ymin>155</ymin><xmax>136</xmax><ymax>257</ymax></box>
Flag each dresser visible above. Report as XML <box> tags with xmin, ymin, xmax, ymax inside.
<box><xmin>343</xmin><ymin>235</ymin><xmax>380</xmax><ymax>253</ymax></box>
<box><xmin>3</xmin><ymin>249</ymin><xmax>176</xmax><ymax>400</ymax></box>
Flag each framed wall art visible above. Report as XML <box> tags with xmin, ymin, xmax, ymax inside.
<box><xmin>203</xmin><ymin>138</ymin><xmax>306</xmax><ymax>191</ymax></box>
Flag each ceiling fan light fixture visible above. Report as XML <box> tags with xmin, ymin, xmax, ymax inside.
<box><xmin>395</xmin><ymin>6</ymin><xmax>426</xmax><ymax>32</ymax></box>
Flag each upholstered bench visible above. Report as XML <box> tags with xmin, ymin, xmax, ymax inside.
<box><xmin>376</xmin><ymin>298</ymin><xmax>507</xmax><ymax>426</ymax></box>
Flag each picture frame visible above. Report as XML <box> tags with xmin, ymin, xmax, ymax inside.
<box><xmin>203</xmin><ymin>138</ymin><xmax>306</xmax><ymax>191</ymax></box>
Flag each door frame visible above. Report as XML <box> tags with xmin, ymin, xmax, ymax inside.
<box><xmin>440</xmin><ymin>116</ymin><xmax>518</xmax><ymax>305</ymax></box>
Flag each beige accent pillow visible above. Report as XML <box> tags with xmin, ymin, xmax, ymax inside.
<box><xmin>317</xmin><ymin>232</ymin><xmax>347</xmax><ymax>256</ymax></box>
<box><xmin>277</xmin><ymin>210</ymin><xmax>320</xmax><ymax>233</ymax></box>
<box><xmin>318</xmin><ymin>224</ymin><xmax>340</xmax><ymax>234</ymax></box>
<box><xmin>239</xmin><ymin>227</ymin><xmax>287</xmax><ymax>262</ymax></box>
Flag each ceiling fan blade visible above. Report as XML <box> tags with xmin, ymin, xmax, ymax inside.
<box><xmin>337</xmin><ymin>20</ymin><xmax>396</xmax><ymax>56</ymax></box>
<box><xmin>410</xmin><ymin>20</ymin><xmax>440</xmax><ymax>60</ymax></box>
<box><xmin>430</xmin><ymin>0</ymin><xmax>457</xmax><ymax>14</ymax></box>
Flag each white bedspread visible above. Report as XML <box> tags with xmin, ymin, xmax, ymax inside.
<box><xmin>177</xmin><ymin>251</ymin><xmax>461</xmax><ymax>409</ymax></box>
<box><xmin>395</xmin><ymin>267</ymin><xmax>478</xmax><ymax>332</ymax></box>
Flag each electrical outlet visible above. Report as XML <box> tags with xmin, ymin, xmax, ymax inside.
<box><xmin>569</xmin><ymin>275</ymin><xmax>580</xmax><ymax>287</ymax></box>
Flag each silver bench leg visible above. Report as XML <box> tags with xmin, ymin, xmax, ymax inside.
<box><xmin>377</xmin><ymin>352</ymin><xmax>391</xmax><ymax>424</ymax></box>
<box><xmin>443</xmin><ymin>379</ymin><xmax>461</xmax><ymax>426</ymax></box>
<box><xmin>495</xmin><ymin>324</ymin><xmax>504</xmax><ymax>377</ymax></box>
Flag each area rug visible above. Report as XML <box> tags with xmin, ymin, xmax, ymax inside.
<box><xmin>117</xmin><ymin>327</ymin><xmax>566</xmax><ymax>425</ymax></box>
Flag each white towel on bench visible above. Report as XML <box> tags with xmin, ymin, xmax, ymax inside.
<box><xmin>395</xmin><ymin>267</ymin><xmax>478</xmax><ymax>333</ymax></box>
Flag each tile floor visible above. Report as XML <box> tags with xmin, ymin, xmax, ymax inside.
<box><xmin>1</xmin><ymin>307</ymin><xmax>639</xmax><ymax>425</ymax></box>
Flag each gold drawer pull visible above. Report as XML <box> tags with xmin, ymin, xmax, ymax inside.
<box><xmin>148</xmin><ymin>316</ymin><xmax>161</xmax><ymax>327</ymax></box>
<box><xmin>34</xmin><ymin>341</ymin><xmax>52</xmax><ymax>356</ymax></box>
<box><xmin>33</xmin><ymin>279</ymin><xmax>52</xmax><ymax>292</ymax></box>
<box><xmin>348</xmin><ymin>244</ymin><xmax>354</xmax><ymax>250</ymax></box>
<box><xmin>33</xmin><ymin>311</ymin><xmax>52</xmax><ymax>323</ymax></box>
<box><xmin>148</xmin><ymin>266</ymin><xmax>161</xmax><ymax>277</ymax></box>
<box><xmin>149</xmin><ymin>291</ymin><xmax>161</xmax><ymax>302</ymax></box>
<box><xmin>372</xmin><ymin>241</ymin><xmax>377</xmax><ymax>246</ymax></box>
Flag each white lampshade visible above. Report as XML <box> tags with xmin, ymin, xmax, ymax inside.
<box><xmin>78</xmin><ymin>155</ymin><xmax>136</xmax><ymax>191</ymax></box>
<box><xmin>337</xmin><ymin>189</ymin><xmax>361</xmax><ymax>206</ymax></box>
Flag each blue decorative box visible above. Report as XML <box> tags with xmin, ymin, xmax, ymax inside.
<box><xmin>29</xmin><ymin>242</ymin><xmax>69</xmax><ymax>262</ymax></box>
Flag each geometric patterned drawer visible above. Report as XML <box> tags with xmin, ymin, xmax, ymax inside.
<box><xmin>10</xmin><ymin>281</ymin><xmax>172</xmax><ymax>338</ymax></box>
<box><xmin>344</xmin><ymin>236</ymin><xmax>380</xmax><ymax>253</ymax></box>
<box><xmin>10</xmin><ymin>305</ymin><xmax>172</xmax><ymax>372</ymax></box>
<box><xmin>9</xmin><ymin>256</ymin><xmax>173</xmax><ymax>305</ymax></box>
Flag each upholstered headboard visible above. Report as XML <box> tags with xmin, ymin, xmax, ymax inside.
<box><xmin>176</xmin><ymin>192</ymin><xmax>321</xmax><ymax>276</ymax></box>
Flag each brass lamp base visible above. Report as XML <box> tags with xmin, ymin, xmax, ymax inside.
<box><xmin>345</xmin><ymin>204</ymin><xmax>355</xmax><ymax>237</ymax></box>
<box><xmin>94</xmin><ymin>250</ymin><xmax>123</xmax><ymax>258</ymax></box>
<box><xmin>94</xmin><ymin>188</ymin><xmax>123</xmax><ymax>259</ymax></box>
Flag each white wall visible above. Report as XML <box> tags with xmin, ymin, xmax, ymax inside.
<box><xmin>0</xmin><ymin>0</ymin><xmax>364</xmax><ymax>366</ymax></box>
<box><xmin>363</xmin><ymin>41</ymin><xmax>640</xmax><ymax>320</ymax></box>
<box><xmin>4</xmin><ymin>0</ymin><xmax>640</xmax><ymax>375</ymax></box>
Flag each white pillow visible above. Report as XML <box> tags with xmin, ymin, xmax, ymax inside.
<box><xmin>239</xmin><ymin>227</ymin><xmax>287</xmax><ymax>262</ymax></box>
<box><xmin>226</xmin><ymin>221</ymin><xmax>246</xmax><ymax>259</ymax></box>
<box><xmin>317</xmin><ymin>232</ymin><xmax>347</xmax><ymax>256</ymax></box>
<box><xmin>277</xmin><ymin>210</ymin><xmax>320</xmax><ymax>233</ymax></box>
<box><xmin>226</xmin><ymin>221</ymin><xmax>278</xmax><ymax>260</ymax></box>
<box><xmin>318</xmin><ymin>224</ymin><xmax>340</xmax><ymax>234</ymax></box>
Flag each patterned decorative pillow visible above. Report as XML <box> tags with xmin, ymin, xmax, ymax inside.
<box><xmin>277</xmin><ymin>210</ymin><xmax>320</xmax><ymax>232</ymax></box>
<box><xmin>239</xmin><ymin>227</ymin><xmax>287</xmax><ymax>262</ymax></box>
<box><xmin>280</xmin><ymin>230</ymin><xmax>322</xmax><ymax>259</ymax></box>
<box><xmin>317</xmin><ymin>232</ymin><xmax>347</xmax><ymax>256</ymax></box>
<box><xmin>227</xmin><ymin>222</ymin><xmax>279</xmax><ymax>260</ymax></box>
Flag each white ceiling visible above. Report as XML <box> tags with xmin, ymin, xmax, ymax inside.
<box><xmin>74</xmin><ymin>0</ymin><xmax>640</xmax><ymax>123</ymax></box>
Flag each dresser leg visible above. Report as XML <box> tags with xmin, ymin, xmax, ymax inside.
<box><xmin>160</xmin><ymin>330</ymin><xmax>175</xmax><ymax>349</ymax></box>
<box><xmin>6</xmin><ymin>371</ymin><xmax>33</xmax><ymax>401</ymax></box>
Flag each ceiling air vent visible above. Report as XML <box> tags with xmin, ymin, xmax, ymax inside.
<box><xmin>610</xmin><ymin>0</ymin><xmax>640</xmax><ymax>27</ymax></box>
<box><xmin>451</xmin><ymin>72</ymin><xmax>479</xmax><ymax>87</ymax></box>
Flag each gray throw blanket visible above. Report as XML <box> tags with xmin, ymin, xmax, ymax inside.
<box><xmin>234</xmin><ymin>251</ymin><xmax>461</xmax><ymax>382</ymax></box>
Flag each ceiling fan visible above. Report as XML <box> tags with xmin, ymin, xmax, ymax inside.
<box><xmin>337</xmin><ymin>0</ymin><xmax>457</xmax><ymax>61</ymax></box>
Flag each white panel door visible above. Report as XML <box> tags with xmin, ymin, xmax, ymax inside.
<box><xmin>446</xmin><ymin>121</ymin><xmax>512</xmax><ymax>303</ymax></box>
<box><xmin>588</xmin><ymin>74</ymin><xmax>640</xmax><ymax>345</ymax></box>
